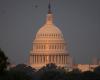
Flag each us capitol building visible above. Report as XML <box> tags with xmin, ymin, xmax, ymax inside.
<box><xmin>29</xmin><ymin>3</ymin><xmax>71</xmax><ymax>69</ymax></box>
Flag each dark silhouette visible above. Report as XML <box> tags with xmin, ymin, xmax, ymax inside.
<box><xmin>94</xmin><ymin>66</ymin><xmax>100</xmax><ymax>75</ymax></box>
<box><xmin>9</xmin><ymin>64</ymin><xmax>36</xmax><ymax>80</ymax></box>
<box><xmin>82</xmin><ymin>71</ymin><xmax>100</xmax><ymax>80</ymax></box>
<box><xmin>0</xmin><ymin>48</ymin><xmax>9</xmax><ymax>75</ymax></box>
<box><xmin>37</xmin><ymin>63</ymin><xmax>68</xmax><ymax>80</ymax></box>
<box><xmin>0</xmin><ymin>48</ymin><xmax>100</xmax><ymax>80</ymax></box>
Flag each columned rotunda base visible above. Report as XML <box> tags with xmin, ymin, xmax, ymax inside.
<box><xmin>30</xmin><ymin>54</ymin><xmax>69</xmax><ymax>69</ymax></box>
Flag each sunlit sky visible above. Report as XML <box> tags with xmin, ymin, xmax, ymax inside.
<box><xmin>0</xmin><ymin>0</ymin><xmax>100</xmax><ymax>64</ymax></box>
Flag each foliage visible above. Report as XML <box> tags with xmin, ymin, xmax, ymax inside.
<box><xmin>0</xmin><ymin>49</ymin><xmax>100</xmax><ymax>80</ymax></box>
<box><xmin>0</xmin><ymin>49</ymin><xmax>34</xmax><ymax>80</ymax></box>
<box><xmin>71</xmin><ymin>68</ymin><xmax>81</xmax><ymax>74</ymax></box>
<box><xmin>94</xmin><ymin>66</ymin><xmax>100</xmax><ymax>75</ymax></box>
<box><xmin>0</xmin><ymin>48</ymin><xmax>9</xmax><ymax>75</ymax></box>
<box><xmin>82</xmin><ymin>71</ymin><xmax>100</xmax><ymax>80</ymax></box>
<box><xmin>6</xmin><ymin>70</ymin><xmax>32</xmax><ymax>80</ymax></box>
<box><xmin>9</xmin><ymin>64</ymin><xmax>36</xmax><ymax>80</ymax></box>
<box><xmin>37</xmin><ymin>63</ymin><xmax>68</xmax><ymax>80</ymax></box>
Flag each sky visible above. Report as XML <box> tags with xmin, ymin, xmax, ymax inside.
<box><xmin>0</xmin><ymin>0</ymin><xmax>100</xmax><ymax>64</ymax></box>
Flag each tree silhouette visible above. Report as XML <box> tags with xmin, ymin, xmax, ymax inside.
<box><xmin>82</xmin><ymin>71</ymin><xmax>100</xmax><ymax>80</ymax></box>
<box><xmin>71</xmin><ymin>68</ymin><xmax>81</xmax><ymax>74</ymax></box>
<box><xmin>9</xmin><ymin>64</ymin><xmax>36</xmax><ymax>80</ymax></box>
<box><xmin>94</xmin><ymin>66</ymin><xmax>100</xmax><ymax>75</ymax></box>
<box><xmin>0</xmin><ymin>48</ymin><xmax>9</xmax><ymax>75</ymax></box>
<box><xmin>37</xmin><ymin>63</ymin><xmax>68</xmax><ymax>80</ymax></box>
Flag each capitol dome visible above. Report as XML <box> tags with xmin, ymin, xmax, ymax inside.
<box><xmin>29</xmin><ymin>3</ymin><xmax>69</xmax><ymax>69</ymax></box>
<box><xmin>35</xmin><ymin>14</ymin><xmax>63</xmax><ymax>40</ymax></box>
<box><xmin>36</xmin><ymin>24</ymin><xmax>63</xmax><ymax>38</ymax></box>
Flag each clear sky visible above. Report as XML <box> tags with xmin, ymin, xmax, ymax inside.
<box><xmin>0</xmin><ymin>0</ymin><xmax>100</xmax><ymax>64</ymax></box>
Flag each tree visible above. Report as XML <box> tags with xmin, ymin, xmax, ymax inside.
<box><xmin>38</xmin><ymin>63</ymin><xmax>68</xmax><ymax>80</ymax></box>
<box><xmin>7</xmin><ymin>70</ymin><xmax>32</xmax><ymax>80</ymax></box>
<box><xmin>71</xmin><ymin>68</ymin><xmax>81</xmax><ymax>74</ymax></box>
<box><xmin>0</xmin><ymin>48</ymin><xmax>9</xmax><ymax>75</ymax></box>
<box><xmin>82</xmin><ymin>71</ymin><xmax>99</xmax><ymax>80</ymax></box>
<box><xmin>65</xmin><ymin>68</ymin><xmax>82</xmax><ymax>80</ymax></box>
<box><xmin>94</xmin><ymin>66</ymin><xmax>100</xmax><ymax>75</ymax></box>
<box><xmin>9</xmin><ymin>64</ymin><xmax>36</xmax><ymax>80</ymax></box>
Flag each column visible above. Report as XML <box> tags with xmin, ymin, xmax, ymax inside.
<box><xmin>34</xmin><ymin>55</ymin><xmax>36</xmax><ymax>64</ymax></box>
<box><xmin>57</xmin><ymin>55</ymin><xmax>58</xmax><ymax>64</ymax></box>
<box><xmin>36</xmin><ymin>55</ymin><xmax>37</xmax><ymax>64</ymax></box>
<box><xmin>37</xmin><ymin>55</ymin><xmax>39</xmax><ymax>64</ymax></box>
<box><xmin>40</xmin><ymin>55</ymin><xmax>42</xmax><ymax>63</ymax></box>
<box><xmin>42</xmin><ymin>55</ymin><xmax>43</xmax><ymax>63</ymax></box>
<box><xmin>53</xmin><ymin>55</ymin><xmax>54</xmax><ymax>63</ymax></box>
<box><xmin>58</xmin><ymin>55</ymin><xmax>59</xmax><ymax>64</ymax></box>
<box><xmin>62</xmin><ymin>55</ymin><xmax>63</xmax><ymax>64</ymax></box>
<box><xmin>49</xmin><ymin>55</ymin><xmax>51</xmax><ymax>63</ymax></box>
<box><xmin>65</xmin><ymin>55</ymin><xmax>67</xmax><ymax>64</ymax></box>
<box><xmin>38</xmin><ymin>55</ymin><xmax>39</xmax><ymax>64</ymax></box>
<box><xmin>32</xmin><ymin>55</ymin><xmax>34</xmax><ymax>64</ymax></box>
<box><xmin>63</xmin><ymin>55</ymin><xmax>66</xmax><ymax>64</ymax></box>
<box><xmin>45</xmin><ymin>55</ymin><xmax>46</xmax><ymax>63</ymax></box>
<box><xmin>50</xmin><ymin>55</ymin><xmax>52</xmax><ymax>63</ymax></box>
<box><xmin>43</xmin><ymin>55</ymin><xmax>45</xmax><ymax>63</ymax></box>
<box><xmin>55</xmin><ymin>55</ymin><xmax>57</xmax><ymax>64</ymax></box>
<box><xmin>34</xmin><ymin>55</ymin><xmax>35</xmax><ymax>64</ymax></box>
<box><xmin>61</xmin><ymin>55</ymin><xmax>63</xmax><ymax>64</ymax></box>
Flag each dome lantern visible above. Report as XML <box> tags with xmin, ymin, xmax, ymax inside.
<box><xmin>46</xmin><ymin>0</ymin><xmax>53</xmax><ymax>25</ymax></box>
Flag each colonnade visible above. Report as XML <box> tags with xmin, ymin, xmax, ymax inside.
<box><xmin>30</xmin><ymin>54</ymin><xmax>68</xmax><ymax>65</ymax></box>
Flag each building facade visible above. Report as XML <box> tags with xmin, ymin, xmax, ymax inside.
<box><xmin>29</xmin><ymin>3</ymin><xmax>70</xmax><ymax>69</ymax></box>
<box><xmin>77</xmin><ymin>64</ymin><xmax>99</xmax><ymax>72</ymax></box>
